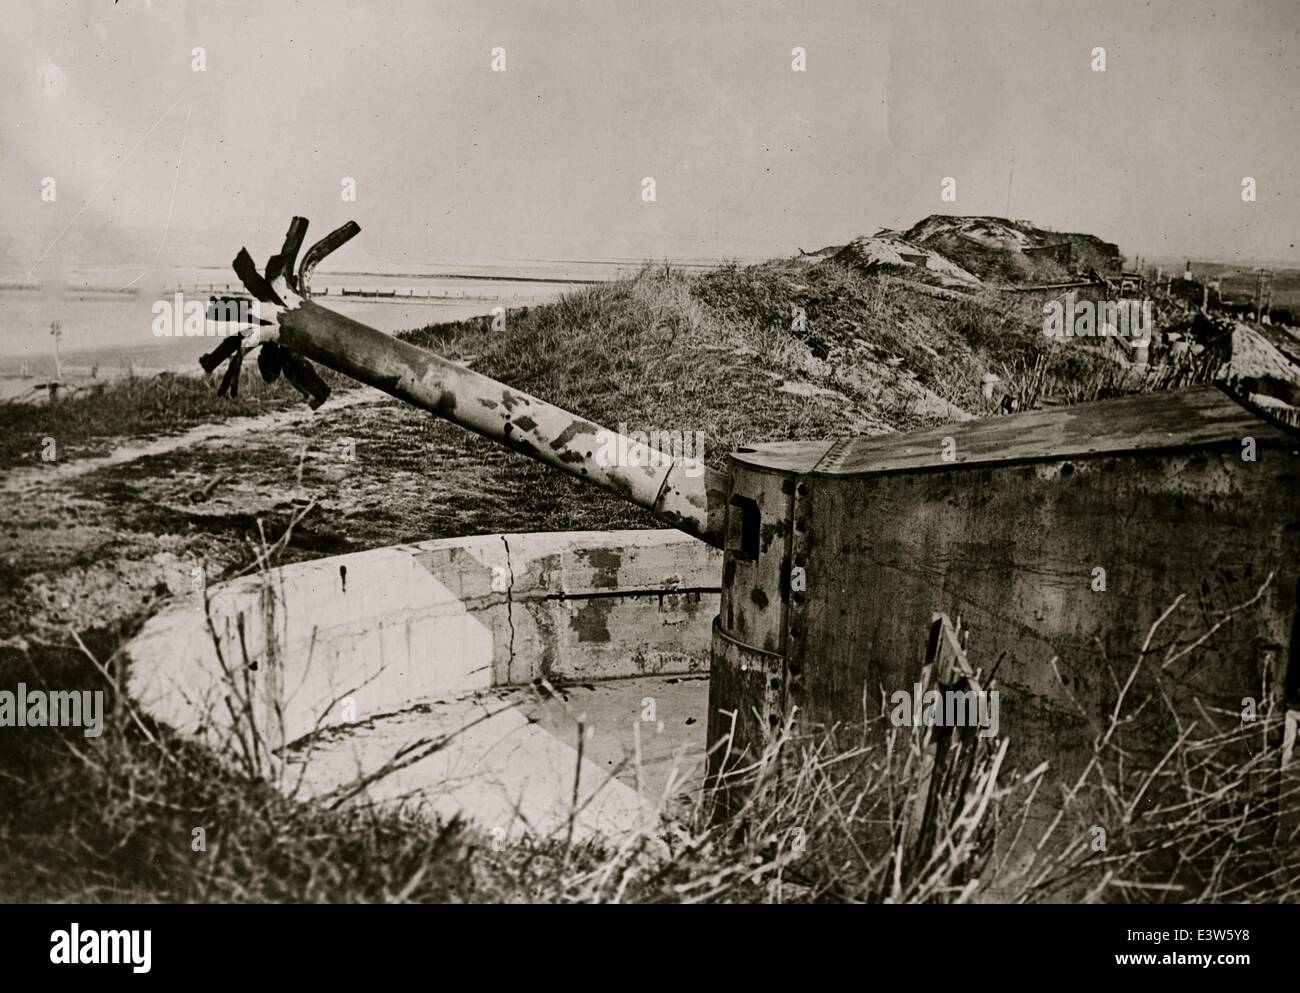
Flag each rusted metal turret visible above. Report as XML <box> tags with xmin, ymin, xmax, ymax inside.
<box><xmin>200</xmin><ymin>217</ymin><xmax>726</xmax><ymax>547</ymax></box>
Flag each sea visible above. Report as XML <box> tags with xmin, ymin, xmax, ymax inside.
<box><xmin>0</xmin><ymin>256</ymin><xmax>672</xmax><ymax>378</ymax></box>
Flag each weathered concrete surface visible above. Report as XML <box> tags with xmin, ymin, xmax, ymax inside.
<box><xmin>126</xmin><ymin>529</ymin><xmax>720</xmax><ymax>757</ymax></box>
<box><xmin>283</xmin><ymin>676</ymin><xmax>710</xmax><ymax>841</ymax></box>
<box><xmin>520</xmin><ymin>675</ymin><xmax>710</xmax><ymax>813</ymax></box>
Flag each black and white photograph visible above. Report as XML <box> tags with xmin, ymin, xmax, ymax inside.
<box><xmin>0</xmin><ymin>0</ymin><xmax>1296</xmax><ymax>975</ymax></box>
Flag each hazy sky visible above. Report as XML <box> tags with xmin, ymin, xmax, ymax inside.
<box><xmin>2</xmin><ymin>0</ymin><xmax>1298</xmax><ymax>270</ymax></box>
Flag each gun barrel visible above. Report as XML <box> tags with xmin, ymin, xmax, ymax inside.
<box><xmin>276</xmin><ymin>299</ymin><xmax>726</xmax><ymax>547</ymax></box>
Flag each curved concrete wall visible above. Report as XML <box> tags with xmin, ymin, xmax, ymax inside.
<box><xmin>126</xmin><ymin>530</ymin><xmax>720</xmax><ymax>753</ymax></box>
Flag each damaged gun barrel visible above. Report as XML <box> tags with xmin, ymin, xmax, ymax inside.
<box><xmin>278</xmin><ymin>300</ymin><xmax>726</xmax><ymax>547</ymax></box>
<box><xmin>204</xmin><ymin>217</ymin><xmax>725</xmax><ymax>548</ymax></box>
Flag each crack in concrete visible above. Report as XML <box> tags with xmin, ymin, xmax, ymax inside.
<box><xmin>500</xmin><ymin>533</ymin><xmax>517</xmax><ymax>682</ymax></box>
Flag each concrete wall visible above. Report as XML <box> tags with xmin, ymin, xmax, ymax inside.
<box><xmin>126</xmin><ymin>530</ymin><xmax>720</xmax><ymax>752</ymax></box>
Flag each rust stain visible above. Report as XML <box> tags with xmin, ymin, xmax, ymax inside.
<box><xmin>570</xmin><ymin>598</ymin><xmax>613</xmax><ymax>642</ymax></box>
<box><xmin>434</xmin><ymin>389</ymin><xmax>457</xmax><ymax>417</ymax></box>
<box><xmin>549</xmin><ymin>419</ymin><xmax>601</xmax><ymax>451</ymax></box>
<box><xmin>575</xmin><ymin>547</ymin><xmax>622</xmax><ymax>588</ymax></box>
<box><xmin>760</xmin><ymin>521</ymin><xmax>784</xmax><ymax>552</ymax></box>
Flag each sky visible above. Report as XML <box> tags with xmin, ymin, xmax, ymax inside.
<box><xmin>2</xmin><ymin>0</ymin><xmax>1298</xmax><ymax>272</ymax></box>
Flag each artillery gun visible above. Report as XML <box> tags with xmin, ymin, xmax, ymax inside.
<box><xmin>200</xmin><ymin>218</ymin><xmax>726</xmax><ymax>548</ymax></box>
<box><xmin>204</xmin><ymin>217</ymin><xmax>1300</xmax><ymax>829</ymax></box>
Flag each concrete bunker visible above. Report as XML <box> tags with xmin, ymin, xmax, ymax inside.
<box><xmin>127</xmin><ymin>530</ymin><xmax>721</xmax><ymax>840</ymax></box>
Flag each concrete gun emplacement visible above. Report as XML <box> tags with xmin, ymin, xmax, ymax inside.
<box><xmin>205</xmin><ymin>216</ymin><xmax>1300</xmax><ymax>829</ymax></box>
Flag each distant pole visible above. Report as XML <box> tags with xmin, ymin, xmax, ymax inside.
<box><xmin>50</xmin><ymin>319</ymin><xmax>63</xmax><ymax>382</ymax></box>
<box><xmin>1005</xmin><ymin>167</ymin><xmax>1013</xmax><ymax>218</ymax></box>
<box><xmin>1255</xmin><ymin>270</ymin><xmax>1264</xmax><ymax>321</ymax></box>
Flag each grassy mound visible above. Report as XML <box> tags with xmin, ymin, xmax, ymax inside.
<box><xmin>405</xmin><ymin>258</ymin><xmax>1085</xmax><ymax>442</ymax></box>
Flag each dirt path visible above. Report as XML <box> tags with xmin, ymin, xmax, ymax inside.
<box><xmin>1</xmin><ymin>388</ymin><xmax>388</xmax><ymax>496</ymax></box>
